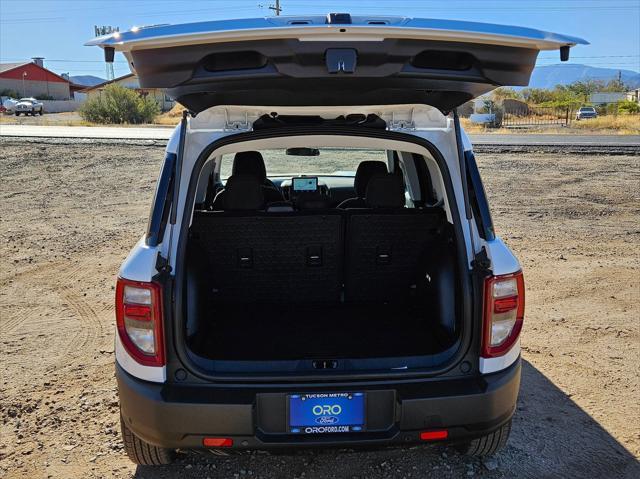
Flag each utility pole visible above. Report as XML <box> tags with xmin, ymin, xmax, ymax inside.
<box><xmin>269</xmin><ymin>0</ymin><xmax>282</xmax><ymax>15</ymax></box>
<box><xmin>618</xmin><ymin>70</ymin><xmax>623</xmax><ymax>89</ymax></box>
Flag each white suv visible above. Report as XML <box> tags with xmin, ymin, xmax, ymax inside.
<box><xmin>88</xmin><ymin>14</ymin><xmax>585</xmax><ymax>465</ymax></box>
<box><xmin>14</xmin><ymin>97</ymin><xmax>44</xmax><ymax>116</ymax></box>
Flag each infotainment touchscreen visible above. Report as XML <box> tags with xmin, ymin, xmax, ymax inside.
<box><xmin>292</xmin><ymin>177</ymin><xmax>318</xmax><ymax>193</ymax></box>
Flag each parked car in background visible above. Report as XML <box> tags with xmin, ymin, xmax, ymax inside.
<box><xmin>575</xmin><ymin>106</ymin><xmax>597</xmax><ymax>120</ymax></box>
<box><xmin>1</xmin><ymin>97</ymin><xmax>18</xmax><ymax>114</ymax></box>
<box><xmin>14</xmin><ymin>98</ymin><xmax>44</xmax><ymax>116</ymax></box>
<box><xmin>87</xmin><ymin>13</ymin><xmax>586</xmax><ymax>466</ymax></box>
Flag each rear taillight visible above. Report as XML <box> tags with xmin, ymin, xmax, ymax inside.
<box><xmin>482</xmin><ymin>271</ymin><xmax>525</xmax><ymax>358</ymax></box>
<box><xmin>115</xmin><ymin>278</ymin><xmax>165</xmax><ymax>367</ymax></box>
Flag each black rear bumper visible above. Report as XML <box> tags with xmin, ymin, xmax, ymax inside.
<box><xmin>117</xmin><ymin>359</ymin><xmax>520</xmax><ymax>450</ymax></box>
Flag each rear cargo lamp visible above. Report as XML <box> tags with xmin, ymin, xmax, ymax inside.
<box><xmin>420</xmin><ymin>430</ymin><xmax>449</xmax><ymax>441</ymax></box>
<box><xmin>115</xmin><ymin>278</ymin><xmax>165</xmax><ymax>367</ymax></box>
<box><xmin>482</xmin><ymin>271</ymin><xmax>525</xmax><ymax>358</ymax></box>
<box><xmin>203</xmin><ymin>437</ymin><xmax>233</xmax><ymax>447</ymax></box>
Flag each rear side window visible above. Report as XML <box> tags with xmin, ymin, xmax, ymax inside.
<box><xmin>146</xmin><ymin>153</ymin><xmax>176</xmax><ymax>247</ymax></box>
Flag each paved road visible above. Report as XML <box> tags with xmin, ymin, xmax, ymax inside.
<box><xmin>0</xmin><ymin>124</ymin><xmax>173</xmax><ymax>140</ymax></box>
<box><xmin>470</xmin><ymin>134</ymin><xmax>640</xmax><ymax>146</ymax></box>
<box><xmin>1</xmin><ymin>124</ymin><xmax>639</xmax><ymax>146</ymax></box>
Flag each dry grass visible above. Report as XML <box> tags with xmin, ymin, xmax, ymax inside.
<box><xmin>459</xmin><ymin>118</ymin><xmax>510</xmax><ymax>134</ymax></box>
<box><xmin>461</xmin><ymin>114</ymin><xmax>640</xmax><ymax>135</ymax></box>
<box><xmin>0</xmin><ymin>114</ymin><xmax>94</xmax><ymax>127</ymax></box>
<box><xmin>571</xmin><ymin>115</ymin><xmax>640</xmax><ymax>134</ymax></box>
<box><xmin>153</xmin><ymin>103</ymin><xmax>185</xmax><ymax>125</ymax></box>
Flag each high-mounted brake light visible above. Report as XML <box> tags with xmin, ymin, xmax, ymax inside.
<box><xmin>115</xmin><ymin>278</ymin><xmax>165</xmax><ymax>367</ymax></box>
<box><xmin>481</xmin><ymin>271</ymin><xmax>525</xmax><ymax>358</ymax></box>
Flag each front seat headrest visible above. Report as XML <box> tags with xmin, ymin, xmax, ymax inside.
<box><xmin>354</xmin><ymin>161</ymin><xmax>388</xmax><ymax>197</ymax></box>
<box><xmin>365</xmin><ymin>173</ymin><xmax>405</xmax><ymax>208</ymax></box>
<box><xmin>221</xmin><ymin>175</ymin><xmax>264</xmax><ymax>210</ymax></box>
<box><xmin>232</xmin><ymin>151</ymin><xmax>268</xmax><ymax>182</ymax></box>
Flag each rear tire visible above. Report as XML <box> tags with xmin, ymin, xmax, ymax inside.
<box><xmin>456</xmin><ymin>420</ymin><xmax>512</xmax><ymax>457</ymax></box>
<box><xmin>120</xmin><ymin>414</ymin><xmax>175</xmax><ymax>465</ymax></box>
<box><xmin>39</xmin><ymin>109</ymin><xmax>43</xmax><ymax>115</ymax></box>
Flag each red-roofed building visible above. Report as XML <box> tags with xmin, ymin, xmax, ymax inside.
<box><xmin>0</xmin><ymin>59</ymin><xmax>71</xmax><ymax>100</ymax></box>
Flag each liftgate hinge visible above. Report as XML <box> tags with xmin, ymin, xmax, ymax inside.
<box><xmin>388</xmin><ymin>109</ymin><xmax>416</xmax><ymax>131</ymax></box>
<box><xmin>471</xmin><ymin>247</ymin><xmax>492</xmax><ymax>272</ymax></box>
<box><xmin>155</xmin><ymin>253</ymin><xmax>172</xmax><ymax>274</ymax></box>
<box><xmin>224</xmin><ymin>110</ymin><xmax>251</xmax><ymax>131</ymax></box>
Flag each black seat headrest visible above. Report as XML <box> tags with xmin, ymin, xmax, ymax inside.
<box><xmin>354</xmin><ymin>161</ymin><xmax>387</xmax><ymax>197</ymax></box>
<box><xmin>232</xmin><ymin>151</ymin><xmax>268</xmax><ymax>182</ymax></box>
<box><xmin>222</xmin><ymin>175</ymin><xmax>264</xmax><ymax>210</ymax></box>
<box><xmin>365</xmin><ymin>173</ymin><xmax>405</xmax><ymax>208</ymax></box>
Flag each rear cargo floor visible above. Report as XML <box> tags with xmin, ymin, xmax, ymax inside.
<box><xmin>188</xmin><ymin>302</ymin><xmax>454</xmax><ymax>361</ymax></box>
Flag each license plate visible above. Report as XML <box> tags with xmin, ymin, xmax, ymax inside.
<box><xmin>288</xmin><ymin>392</ymin><xmax>365</xmax><ymax>434</ymax></box>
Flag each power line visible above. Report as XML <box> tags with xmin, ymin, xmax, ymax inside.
<box><xmin>2</xmin><ymin>1</ymin><xmax>639</xmax><ymax>24</ymax></box>
<box><xmin>536</xmin><ymin>62</ymin><xmax>640</xmax><ymax>66</ymax></box>
<box><xmin>0</xmin><ymin>59</ymin><xmax>130</xmax><ymax>64</ymax></box>
<box><xmin>538</xmin><ymin>55</ymin><xmax>640</xmax><ymax>59</ymax></box>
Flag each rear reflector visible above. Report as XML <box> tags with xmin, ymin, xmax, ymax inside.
<box><xmin>420</xmin><ymin>430</ymin><xmax>449</xmax><ymax>441</ymax></box>
<box><xmin>203</xmin><ymin>437</ymin><xmax>233</xmax><ymax>447</ymax></box>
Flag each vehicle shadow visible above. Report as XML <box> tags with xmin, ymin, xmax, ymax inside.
<box><xmin>134</xmin><ymin>360</ymin><xmax>639</xmax><ymax>479</ymax></box>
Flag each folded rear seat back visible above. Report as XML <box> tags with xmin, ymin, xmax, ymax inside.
<box><xmin>189</xmin><ymin>210</ymin><xmax>344</xmax><ymax>304</ymax></box>
<box><xmin>344</xmin><ymin>173</ymin><xmax>447</xmax><ymax>303</ymax></box>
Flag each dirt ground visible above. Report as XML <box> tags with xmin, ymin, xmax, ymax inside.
<box><xmin>0</xmin><ymin>111</ymin><xmax>86</xmax><ymax>125</ymax></box>
<box><xmin>0</xmin><ymin>139</ymin><xmax>638</xmax><ymax>479</ymax></box>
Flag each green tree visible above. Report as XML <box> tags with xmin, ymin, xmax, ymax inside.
<box><xmin>79</xmin><ymin>84</ymin><xmax>160</xmax><ymax>124</ymax></box>
<box><xmin>601</xmin><ymin>78</ymin><xmax>627</xmax><ymax>92</ymax></box>
<box><xmin>491</xmin><ymin>87</ymin><xmax>522</xmax><ymax>102</ymax></box>
<box><xmin>617</xmin><ymin>100</ymin><xmax>640</xmax><ymax>114</ymax></box>
<box><xmin>520</xmin><ymin>88</ymin><xmax>555</xmax><ymax>104</ymax></box>
<box><xmin>565</xmin><ymin>80</ymin><xmax>604</xmax><ymax>102</ymax></box>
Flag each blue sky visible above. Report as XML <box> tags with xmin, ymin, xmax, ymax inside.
<box><xmin>1</xmin><ymin>0</ymin><xmax>639</xmax><ymax>79</ymax></box>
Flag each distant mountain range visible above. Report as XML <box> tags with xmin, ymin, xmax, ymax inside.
<box><xmin>526</xmin><ymin>64</ymin><xmax>640</xmax><ymax>90</ymax></box>
<box><xmin>70</xmin><ymin>75</ymin><xmax>105</xmax><ymax>87</ymax></box>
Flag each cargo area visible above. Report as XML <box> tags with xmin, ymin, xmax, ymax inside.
<box><xmin>183</xmin><ymin>206</ymin><xmax>461</xmax><ymax>365</ymax></box>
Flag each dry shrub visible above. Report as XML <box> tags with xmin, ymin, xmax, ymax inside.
<box><xmin>80</xmin><ymin>84</ymin><xmax>160</xmax><ymax>124</ymax></box>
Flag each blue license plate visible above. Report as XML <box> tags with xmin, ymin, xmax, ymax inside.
<box><xmin>289</xmin><ymin>392</ymin><xmax>365</xmax><ymax>434</ymax></box>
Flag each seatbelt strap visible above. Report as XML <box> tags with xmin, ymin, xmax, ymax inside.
<box><xmin>204</xmin><ymin>171</ymin><xmax>216</xmax><ymax>209</ymax></box>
